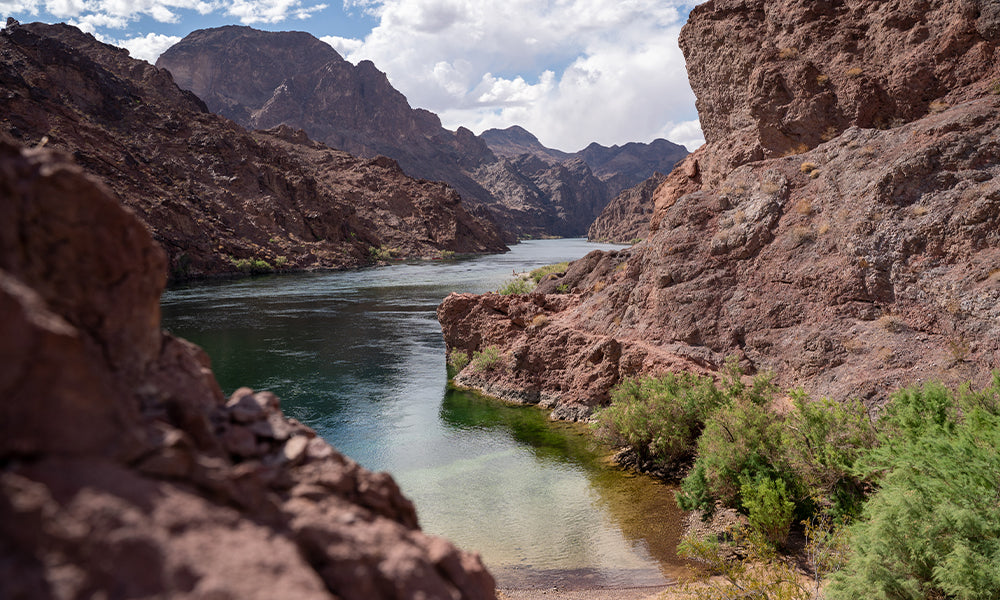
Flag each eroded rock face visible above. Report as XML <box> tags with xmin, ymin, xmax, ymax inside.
<box><xmin>0</xmin><ymin>140</ymin><xmax>496</xmax><ymax>599</ymax></box>
<box><xmin>587</xmin><ymin>173</ymin><xmax>668</xmax><ymax>243</ymax></box>
<box><xmin>0</xmin><ymin>21</ymin><xmax>504</xmax><ymax>280</ymax></box>
<box><xmin>439</xmin><ymin>0</ymin><xmax>1000</xmax><ymax>416</ymax></box>
<box><xmin>681</xmin><ymin>0</ymin><xmax>1000</xmax><ymax>186</ymax></box>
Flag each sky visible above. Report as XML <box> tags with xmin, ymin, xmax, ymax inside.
<box><xmin>1</xmin><ymin>0</ymin><xmax>706</xmax><ymax>152</ymax></box>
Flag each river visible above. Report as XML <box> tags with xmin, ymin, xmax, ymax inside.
<box><xmin>160</xmin><ymin>239</ymin><xmax>688</xmax><ymax>590</ymax></box>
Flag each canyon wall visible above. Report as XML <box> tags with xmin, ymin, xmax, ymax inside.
<box><xmin>439</xmin><ymin>0</ymin><xmax>1000</xmax><ymax>417</ymax></box>
<box><xmin>0</xmin><ymin>138</ymin><xmax>496</xmax><ymax>599</ymax></box>
<box><xmin>0</xmin><ymin>20</ymin><xmax>505</xmax><ymax>280</ymax></box>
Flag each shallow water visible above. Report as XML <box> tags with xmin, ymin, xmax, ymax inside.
<box><xmin>160</xmin><ymin>239</ymin><xmax>689</xmax><ymax>588</ymax></box>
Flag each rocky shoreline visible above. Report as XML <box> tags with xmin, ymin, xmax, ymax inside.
<box><xmin>437</xmin><ymin>0</ymin><xmax>1000</xmax><ymax>420</ymax></box>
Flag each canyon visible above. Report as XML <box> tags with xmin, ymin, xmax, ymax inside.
<box><xmin>0</xmin><ymin>20</ymin><xmax>506</xmax><ymax>281</ymax></box>
<box><xmin>156</xmin><ymin>27</ymin><xmax>687</xmax><ymax>240</ymax></box>
<box><xmin>439</xmin><ymin>0</ymin><xmax>1000</xmax><ymax>417</ymax></box>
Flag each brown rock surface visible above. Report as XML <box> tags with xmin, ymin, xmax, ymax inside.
<box><xmin>0</xmin><ymin>139</ymin><xmax>496</xmax><ymax>598</ymax></box>
<box><xmin>681</xmin><ymin>0</ymin><xmax>1000</xmax><ymax>186</ymax></box>
<box><xmin>587</xmin><ymin>173</ymin><xmax>668</xmax><ymax>243</ymax></box>
<box><xmin>0</xmin><ymin>20</ymin><xmax>504</xmax><ymax>281</ymax></box>
<box><xmin>438</xmin><ymin>0</ymin><xmax>1000</xmax><ymax>418</ymax></box>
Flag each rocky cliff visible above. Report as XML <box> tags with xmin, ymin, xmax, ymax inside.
<box><xmin>157</xmin><ymin>27</ymin><xmax>687</xmax><ymax>240</ymax></box>
<box><xmin>438</xmin><ymin>0</ymin><xmax>1000</xmax><ymax>418</ymax></box>
<box><xmin>0</xmin><ymin>20</ymin><xmax>505</xmax><ymax>280</ymax></box>
<box><xmin>587</xmin><ymin>173</ymin><xmax>668</xmax><ymax>243</ymax></box>
<box><xmin>0</xmin><ymin>139</ymin><xmax>496</xmax><ymax>599</ymax></box>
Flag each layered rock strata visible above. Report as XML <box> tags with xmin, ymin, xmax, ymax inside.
<box><xmin>0</xmin><ymin>20</ymin><xmax>505</xmax><ymax>280</ymax></box>
<box><xmin>0</xmin><ymin>138</ymin><xmax>496</xmax><ymax>599</ymax></box>
<box><xmin>438</xmin><ymin>0</ymin><xmax>1000</xmax><ymax>418</ymax></box>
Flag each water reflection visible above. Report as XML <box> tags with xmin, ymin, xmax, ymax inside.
<box><xmin>161</xmin><ymin>239</ymin><xmax>688</xmax><ymax>588</ymax></box>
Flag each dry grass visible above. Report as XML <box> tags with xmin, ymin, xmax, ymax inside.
<box><xmin>592</xmin><ymin>280</ymin><xmax>607</xmax><ymax>293</ymax></box>
<box><xmin>780</xmin><ymin>143</ymin><xmax>810</xmax><ymax>157</ymax></box>
<box><xmin>530</xmin><ymin>313</ymin><xmax>549</xmax><ymax>328</ymax></box>
<box><xmin>912</xmin><ymin>205</ymin><xmax>929</xmax><ymax>217</ymax></box>
<box><xmin>793</xmin><ymin>199</ymin><xmax>814</xmax><ymax>216</ymax></box>
<box><xmin>816</xmin><ymin>74</ymin><xmax>829</xmax><ymax>86</ymax></box>
<box><xmin>790</xmin><ymin>225</ymin><xmax>816</xmax><ymax>246</ymax></box>
<box><xmin>779</xmin><ymin>46</ymin><xmax>799</xmax><ymax>59</ymax></box>
<box><xmin>817</xmin><ymin>221</ymin><xmax>831</xmax><ymax>235</ymax></box>
<box><xmin>761</xmin><ymin>179</ymin><xmax>783</xmax><ymax>194</ymax></box>
<box><xmin>799</xmin><ymin>162</ymin><xmax>819</xmax><ymax>175</ymax></box>
<box><xmin>877</xmin><ymin>314</ymin><xmax>906</xmax><ymax>333</ymax></box>
<box><xmin>929</xmin><ymin>100</ymin><xmax>949</xmax><ymax>114</ymax></box>
<box><xmin>821</xmin><ymin>126</ymin><xmax>838</xmax><ymax>141</ymax></box>
<box><xmin>845</xmin><ymin>67</ymin><xmax>863</xmax><ymax>78</ymax></box>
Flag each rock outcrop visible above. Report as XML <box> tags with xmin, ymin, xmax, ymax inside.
<box><xmin>0</xmin><ymin>138</ymin><xmax>496</xmax><ymax>599</ymax></box>
<box><xmin>587</xmin><ymin>173</ymin><xmax>668</xmax><ymax>243</ymax></box>
<box><xmin>438</xmin><ymin>0</ymin><xmax>1000</xmax><ymax>418</ymax></box>
<box><xmin>156</xmin><ymin>27</ymin><xmax>687</xmax><ymax>240</ymax></box>
<box><xmin>0</xmin><ymin>20</ymin><xmax>505</xmax><ymax>280</ymax></box>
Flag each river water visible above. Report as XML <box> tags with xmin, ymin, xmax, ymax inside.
<box><xmin>160</xmin><ymin>239</ymin><xmax>688</xmax><ymax>589</ymax></box>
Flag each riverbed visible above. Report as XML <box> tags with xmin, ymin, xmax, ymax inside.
<box><xmin>160</xmin><ymin>239</ymin><xmax>689</xmax><ymax>589</ymax></box>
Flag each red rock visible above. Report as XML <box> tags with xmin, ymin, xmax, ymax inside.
<box><xmin>0</xmin><ymin>139</ymin><xmax>496</xmax><ymax>598</ymax></box>
<box><xmin>0</xmin><ymin>21</ymin><xmax>505</xmax><ymax>281</ymax></box>
<box><xmin>438</xmin><ymin>0</ymin><xmax>1000</xmax><ymax>416</ymax></box>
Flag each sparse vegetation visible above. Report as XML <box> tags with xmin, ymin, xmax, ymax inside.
<box><xmin>274</xmin><ymin>255</ymin><xmax>288</xmax><ymax>268</ymax></box>
<box><xmin>816</xmin><ymin>73</ymin><xmax>830</xmax><ymax>86</ymax></box>
<box><xmin>530</xmin><ymin>262</ymin><xmax>569</xmax><ymax>283</ymax></box>
<box><xmin>498</xmin><ymin>277</ymin><xmax>533</xmax><ymax>295</ymax></box>
<box><xmin>369</xmin><ymin>244</ymin><xmax>398</xmax><ymax>262</ymax></box>
<box><xmin>556</xmin><ymin>283</ymin><xmax>570</xmax><ymax>293</ymax></box>
<box><xmin>778</xmin><ymin>46</ymin><xmax>799</xmax><ymax>59</ymax></box>
<box><xmin>446</xmin><ymin>349</ymin><xmax>469</xmax><ymax>375</ymax></box>
<box><xmin>799</xmin><ymin>162</ymin><xmax>818</xmax><ymax>175</ymax></box>
<box><xmin>231</xmin><ymin>256</ymin><xmax>274</xmax><ymax>274</ymax></box>
<box><xmin>530</xmin><ymin>313</ymin><xmax>549</xmax><ymax>328</ymax></box>
<box><xmin>928</xmin><ymin>100</ymin><xmax>949</xmax><ymax>113</ymax></box>
<box><xmin>845</xmin><ymin>67</ymin><xmax>863</xmax><ymax>78</ymax></box>
<box><xmin>470</xmin><ymin>345</ymin><xmax>504</xmax><ymax>373</ymax></box>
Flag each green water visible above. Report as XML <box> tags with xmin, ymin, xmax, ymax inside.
<box><xmin>160</xmin><ymin>239</ymin><xmax>688</xmax><ymax>589</ymax></box>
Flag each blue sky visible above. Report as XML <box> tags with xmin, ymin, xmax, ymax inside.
<box><xmin>1</xmin><ymin>1</ymin><xmax>705</xmax><ymax>151</ymax></box>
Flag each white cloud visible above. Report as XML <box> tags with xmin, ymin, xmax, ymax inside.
<box><xmin>334</xmin><ymin>0</ymin><xmax>703</xmax><ymax>151</ymax></box>
<box><xmin>106</xmin><ymin>31</ymin><xmax>183</xmax><ymax>62</ymax></box>
<box><xmin>320</xmin><ymin>34</ymin><xmax>363</xmax><ymax>56</ymax></box>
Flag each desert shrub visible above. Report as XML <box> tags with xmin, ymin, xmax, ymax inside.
<box><xmin>678</xmin><ymin>527</ymin><xmax>809</xmax><ymax>600</ymax></box>
<box><xmin>530</xmin><ymin>313</ymin><xmax>548</xmax><ymax>328</ymax></box>
<box><xmin>781</xmin><ymin>393</ymin><xmax>876</xmax><ymax>519</ymax></box>
<box><xmin>274</xmin><ymin>255</ymin><xmax>288</xmax><ymax>268</ymax></box>
<box><xmin>555</xmin><ymin>283</ymin><xmax>570</xmax><ymax>293</ymax></box>
<box><xmin>231</xmin><ymin>256</ymin><xmax>273</xmax><ymax>274</ymax></box>
<box><xmin>678</xmin><ymin>395</ymin><xmax>792</xmax><ymax>512</ymax></box>
<box><xmin>678</xmin><ymin>380</ymin><xmax>873</xmax><ymax>522</ymax></box>
<box><xmin>498</xmin><ymin>277</ymin><xmax>532</xmax><ymax>295</ymax></box>
<box><xmin>530</xmin><ymin>262</ymin><xmax>569</xmax><ymax>283</ymax></box>
<box><xmin>446</xmin><ymin>349</ymin><xmax>469</xmax><ymax>375</ymax></box>
<box><xmin>470</xmin><ymin>346</ymin><xmax>503</xmax><ymax>373</ymax></box>
<box><xmin>593</xmin><ymin>373</ymin><xmax>728</xmax><ymax>468</ymax></box>
<box><xmin>741</xmin><ymin>476</ymin><xmax>795</xmax><ymax>547</ymax></box>
<box><xmin>369</xmin><ymin>245</ymin><xmax>397</xmax><ymax>262</ymax></box>
<box><xmin>829</xmin><ymin>376</ymin><xmax>1000</xmax><ymax>600</ymax></box>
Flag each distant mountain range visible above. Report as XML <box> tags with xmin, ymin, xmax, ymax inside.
<box><xmin>157</xmin><ymin>26</ymin><xmax>688</xmax><ymax>240</ymax></box>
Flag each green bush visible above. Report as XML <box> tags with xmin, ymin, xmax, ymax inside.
<box><xmin>741</xmin><ymin>476</ymin><xmax>795</xmax><ymax>547</ymax></box>
<box><xmin>446</xmin><ymin>349</ymin><xmax>469</xmax><ymax>376</ymax></box>
<box><xmin>369</xmin><ymin>245</ymin><xmax>397</xmax><ymax>262</ymax></box>
<box><xmin>828</xmin><ymin>376</ymin><xmax>1000</xmax><ymax>600</ymax></box>
<box><xmin>498</xmin><ymin>278</ymin><xmax>532</xmax><ymax>295</ymax></box>
<box><xmin>677</xmin><ymin>395</ymin><xmax>791</xmax><ymax>512</ymax></box>
<box><xmin>231</xmin><ymin>256</ymin><xmax>273</xmax><ymax>274</ymax></box>
<box><xmin>529</xmin><ymin>262</ymin><xmax>569</xmax><ymax>283</ymax></box>
<box><xmin>593</xmin><ymin>372</ymin><xmax>727</xmax><ymax>468</ymax></box>
<box><xmin>470</xmin><ymin>346</ymin><xmax>503</xmax><ymax>373</ymax></box>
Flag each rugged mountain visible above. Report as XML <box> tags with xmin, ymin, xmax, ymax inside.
<box><xmin>0</xmin><ymin>138</ymin><xmax>496</xmax><ymax>599</ymax></box>
<box><xmin>480</xmin><ymin>125</ymin><xmax>573</xmax><ymax>163</ymax></box>
<box><xmin>587</xmin><ymin>172</ymin><xmax>668</xmax><ymax>243</ymax></box>
<box><xmin>157</xmin><ymin>27</ymin><xmax>687</xmax><ymax>239</ymax></box>
<box><xmin>480</xmin><ymin>126</ymin><xmax>689</xmax><ymax>236</ymax></box>
<box><xmin>438</xmin><ymin>0</ymin><xmax>1000</xmax><ymax>419</ymax></box>
<box><xmin>577</xmin><ymin>139</ymin><xmax>689</xmax><ymax>198</ymax></box>
<box><xmin>0</xmin><ymin>20</ymin><xmax>505</xmax><ymax>281</ymax></box>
